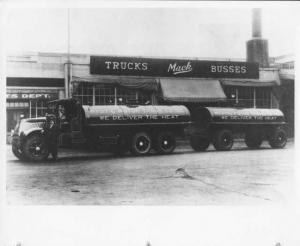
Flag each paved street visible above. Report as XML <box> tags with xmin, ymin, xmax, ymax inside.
<box><xmin>6</xmin><ymin>141</ymin><xmax>295</xmax><ymax>205</ymax></box>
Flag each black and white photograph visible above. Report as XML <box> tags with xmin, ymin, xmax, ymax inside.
<box><xmin>4</xmin><ymin>4</ymin><xmax>297</xmax><ymax>205</ymax></box>
<box><xmin>1</xmin><ymin>1</ymin><xmax>300</xmax><ymax>245</ymax></box>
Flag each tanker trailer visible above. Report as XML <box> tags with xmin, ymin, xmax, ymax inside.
<box><xmin>189</xmin><ymin>107</ymin><xmax>287</xmax><ymax>151</ymax></box>
<box><xmin>81</xmin><ymin>104</ymin><xmax>191</xmax><ymax>155</ymax></box>
<box><xmin>11</xmin><ymin>99</ymin><xmax>191</xmax><ymax>161</ymax></box>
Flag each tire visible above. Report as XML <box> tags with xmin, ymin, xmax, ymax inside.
<box><xmin>190</xmin><ymin>135</ymin><xmax>210</xmax><ymax>151</ymax></box>
<box><xmin>245</xmin><ymin>131</ymin><xmax>263</xmax><ymax>149</ymax></box>
<box><xmin>23</xmin><ymin>134</ymin><xmax>49</xmax><ymax>162</ymax></box>
<box><xmin>12</xmin><ymin>144</ymin><xmax>26</xmax><ymax>161</ymax></box>
<box><xmin>212</xmin><ymin>129</ymin><xmax>234</xmax><ymax>151</ymax></box>
<box><xmin>154</xmin><ymin>131</ymin><xmax>176</xmax><ymax>154</ymax></box>
<box><xmin>268</xmin><ymin>128</ymin><xmax>287</xmax><ymax>149</ymax></box>
<box><xmin>130</xmin><ymin>131</ymin><xmax>152</xmax><ymax>155</ymax></box>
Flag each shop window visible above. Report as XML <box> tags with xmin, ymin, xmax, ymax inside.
<box><xmin>224</xmin><ymin>86</ymin><xmax>271</xmax><ymax>108</ymax></box>
<box><xmin>117</xmin><ymin>87</ymin><xmax>136</xmax><ymax>105</ymax></box>
<box><xmin>137</xmin><ymin>91</ymin><xmax>152</xmax><ymax>105</ymax></box>
<box><xmin>30</xmin><ymin>100</ymin><xmax>48</xmax><ymax>118</ymax></box>
<box><xmin>116</xmin><ymin>87</ymin><xmax>151</xmax><ymax>105</ymax></box>
<box><xmin>224</xmin><ymin>87</ymin><xmax>254</xmax><ymax>107</ymax></box>
<box><xmin>73</xmin><ymin>83</ymin><xmax>94</xmax><ymax>106</ymax></box>
<box><xmin>238</xmin><ymin>87</ymin><xmax>254</xmax><ymax>107</ymax></box>
<box><xmin>224</xmin><ymin>87</ymin><xmax>237</xmax><ymax>106</ymax></box>
<box><xmin>256</xmin><ymin>88</ymin><xmax>271</xmax><ymax>108</ymax></box>
<box><xmin>95</xmin><ymin>85</ymin><xmax>115</xmax><ymax>105</ymax></box>
<box><xmin>72</xmin><ymin>83</ymin><xmax>152</xmax><ymax>106</ymax></box>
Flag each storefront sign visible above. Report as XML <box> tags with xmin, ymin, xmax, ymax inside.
<box><xmin>6</xmin><ymin>93</ymin><xmax>56</xmax><ymax>100</ymax></box>
<box><xmin>90</xmin><ymin>56</ymin><xmax>259</xmax><ymax>79</ymax></box>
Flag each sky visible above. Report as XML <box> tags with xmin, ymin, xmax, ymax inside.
<box><xmin>3</xmin><ymin>4</ymin><xmax>299</xmax><ymax>59</ymax></box>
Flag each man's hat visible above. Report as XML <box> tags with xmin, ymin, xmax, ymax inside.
<box><xmin>46</xmin><ymin>114</ymin><xmax>56</xmax><ymax>120</ymax></box>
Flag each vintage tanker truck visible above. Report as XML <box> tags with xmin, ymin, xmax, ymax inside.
<box><xmin>11</xmin><ymin>99</ymin><xmax>287</xmax><ymax>162</ymax></box>
<box><xmin>11</xmin><ymin>99</ymin><xmax>191</xmax><ymax>161</ymax></box>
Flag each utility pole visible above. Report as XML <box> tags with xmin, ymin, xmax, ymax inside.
<box><xmin>65</xmin><ymin>8</ymin><xmax>71</xmax><ymax>98</ymax></box>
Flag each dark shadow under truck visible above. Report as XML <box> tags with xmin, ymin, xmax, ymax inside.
<box><xmin>11</xmin><ymin>99</ymin><xmax>287</xmax><ymax>162</ymax></box>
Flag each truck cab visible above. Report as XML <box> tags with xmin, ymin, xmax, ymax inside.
<box><xmin>11</xmin><ymin>99</ymin><xmax>84</xmax><ymax>161</ymax></box>
<box><xmin>47</xmin><ymin>99</ymin><xmax>84</xmax><ymax>146</ymax></box>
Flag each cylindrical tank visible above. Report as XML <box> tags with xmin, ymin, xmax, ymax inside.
<box><xmin>82</xmin><ymin>105</ymin><xmax>191</xmax><ymax>125</ymax></box>
<box><xmin>198</xmin><ymin>107</ymin><xmax>285</xmax><ymax>125</ymax></box>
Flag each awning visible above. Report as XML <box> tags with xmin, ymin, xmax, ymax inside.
<box><xmin>160</xmin><ymin>78</ymin><xmax>227</xmax><ymax>103</ymax></box>
<box><xmin>220</xmin><ymin>79</ymin><xmax>278</xmax><ymax>87</ymax></box>
<box><xmin>71</xmin><ymin>76</ymin><xmax>159</xmax><ymax>91</ymax></box>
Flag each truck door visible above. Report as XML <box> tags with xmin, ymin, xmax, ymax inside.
<box><xmin>70</xmin><ymin>103</ymin><xmax>81</xmax><ymax>132</ymax></box>
<box><xmin>70</xmin><ymin>102</ymin><xmax>85</xmax><ymax>144</ymax></box>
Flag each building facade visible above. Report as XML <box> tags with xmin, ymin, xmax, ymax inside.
<box><xmin>6</xmin><ymin>52</ymin><xmax>283</xmax><ymax>134</ymax></box>
<box><xmin>6</xmin><ymin>9</ymin><xmax>294</xmax><ymax>138</ymax></box>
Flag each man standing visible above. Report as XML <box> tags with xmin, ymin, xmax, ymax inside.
<box><xmin>43</xmin><ymin>114</ymin><xmax>60</xmax><ymax>161</ymax></box>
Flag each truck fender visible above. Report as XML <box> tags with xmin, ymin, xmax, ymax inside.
<box><xmin>23</xmin><ymin>128</ymin><xmax>44</xmax><ymax>137</ymax></box>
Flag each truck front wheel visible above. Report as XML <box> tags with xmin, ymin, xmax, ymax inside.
<box><xmin>12</xmin><ymin>145</ymin><xmax>26</xmax><ymax>161</ymax></box>
<box><xmin>23</xmin><ymin>134</ymin><xmax>49</xmax><ymax>162</ymax></box>
<box><xmin>212</xmin><ymin>129</ymin><xmax>233</xmax><ymax>151</ymax></box>
<box><xmin>131</xmin><ymin>132</ymin><xmax>152</xmax><ymax>155</ymax></box>
<box><xmin>154</xmin><ymin>131</ymin><xmax>176</xmax><ymax>154</ymax></box>
<box><xmin>245</xmin><ymin>131</ymin><xmax>263</xmax><ymax>149</ymax></box>
<box><xmin>268</xmin><ymin>128</ymin><xmax>287</xmax><ymax>149</ymax></box>
<box><xmin>190</xmin><ymin>135</ymin><xmax>210</xmax><ymax>151</ymax></box>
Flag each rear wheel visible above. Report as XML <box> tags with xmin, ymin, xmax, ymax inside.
<box><xmin>131</xmin><ymin>131</ymin><xmax>152</xmax><ymax>155</ymax></box>
<box><xmin>268</xmin><ymin>128</ymin><xmax>287</xmax><ymax>149</ymax></box>
<box><xmin>212</xmin><ymin>129</ymin><xmax>233</xmax><ymax>151</ymax></box>
<box><xmin>154</xmin><ymin>131</ymin><xmax>176</xmax><ymax>154</ymax></box>
<box><xmin>245</xmin><ymin>130</ymin><xmax>263</xmax><ymax>149</ymax></box>
<box><xmin>190</xmin><ymin>135</ymin><xmax>210</xmax><ymax>151</ymax></box>
<box><xmin>23</xmin><ymin>134</ymin><xmax>49</xmax><ymax>162</ymax></box>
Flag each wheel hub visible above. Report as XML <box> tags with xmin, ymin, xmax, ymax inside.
<box><xmin>221</xmin><ymin>134</ymin><xmax>232</xmax><ymax>147</ymax></box>
<box><xmin>29</xmin><ymin>141</ymin><xmax>45</xmax><ymax>156</ymax></box>
<box><xmin>136</xmin><ymin>136</ymin><xmax>150</xmax><ymax>152</ymax></box>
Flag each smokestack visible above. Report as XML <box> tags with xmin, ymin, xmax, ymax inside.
<box><xmin>252</xmin><ymin>8</ymin><xmax>262</xmax><ymax>38</ymax></box>
<box><xmin>246</xmin><ymin>8</ymin><xmax>269</xmax><ymax>67</ymax></box>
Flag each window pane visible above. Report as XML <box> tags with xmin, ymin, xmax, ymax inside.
<box><xmin>95</xmin><ymin>85</ymin><xmax>115</xmax><ymax>105</ymax></box>
<box><xmin>238</xmin><ymin>87</ymin><xmax>254</xmax><ymax>107</ymax></box>
<box><xmin>116</xmin><ymin>87</ymin><xmax>151</xmax><ymax>105</ymax></box>
<box><xmin>256</xmin><ymin>88</ymin><xmax>271</xmax><ymax>108</ymax></box>
<box><xmin>223</xmin><ymin>87</ymin><xmax>236</xmax><ymax>105</ymax></box>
